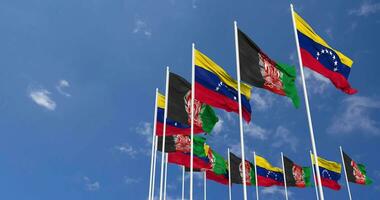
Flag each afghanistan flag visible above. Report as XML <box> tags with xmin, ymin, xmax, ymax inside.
<box><xmin>194</xmin><ymin>49</ymin><xmax>252</xmax><ymax>122</ymax></box>
<box><xmin>294</xmin><ymin>11</ymin><xmax>357</xmax><ymax>94</ymax></box>
<box><xmin>229</xmin><ymin>152</ymin><xmax>256</xmax><ymax>185</ymax></box>
<box><xmin>204</xmin><ymin>145</ymin><xmax>228</xmax><ymax>175</ymax></box>
<box><xmin>237</xmin><ymin>29</ymin><xmax>300</xmax><ymax>108</ymax></box>
<box><xmin>311</xmin><ymin>154</ymin><xmax>342</xmax><ymax>190</ymax></box>
<box><xmin>156</xmin><ymin>92</ymin><xmax>202</xmax><ymax>136</ymax></box>
<box><xmin>255</xmin><ymin>155</ymin><xmax>284</xmax><ymax>187</ymax></box>
<box><xmin>167</xmin><ymin>73</ymin><xmax>219</xmax><ymax>134</ymax></box>
<box><xmin>283</xmin><ymin>156</ymin><xmax>311</xmax><ymax>188</ymax></box>
<box><xmin>157</xmin><ymin>135</ymin><xmax>206</xmax><ymax>153</ymax></box>
<box><xmin>168</xmin><ymin>152</ymin><xmax>211</xmax><ymax>170</ymax></box>
<box><xmin>185</xmin><ymin>167</ymin><xmax>229</xmax><ymax>185</ymax></box>
<box><xmin>342</xmin><ymin>151</ymin><xmax>372</xmax><ymax>185</ymax></box>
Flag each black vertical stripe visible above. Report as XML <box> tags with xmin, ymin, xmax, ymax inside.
<box><xmin>237</xmin><ymin>29</ymin><xmax>265</xmax><ymax>87</ymax></box>
<box><xmin>157</xmin><ymin>136</ymin><xmax>176</xmax><ymax>152</ymax></box>
<box><xmin>342</xmin><ymin>151</ymin><xmax>356</xmax><ymax>182</ymax></box>
<box><xmin>283</xmin><ymin>156</ymin><xmax>297</xmax><ymax>186</ymax></box>
<box><xmin>167</xmin><ymin>72</ymin><xmax>191</xmax><ymax>125</ymax></box>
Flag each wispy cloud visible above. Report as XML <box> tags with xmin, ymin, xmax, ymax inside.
<box><xmin>244</xmin><ymin>123</ymin><xmax>269</xmax><ymax>140</ymax></box>
<box><xmin>328</xmin><ymin>96</ymin><xmax>380</xmax><ymax>135</ymax></box>
<box><xmin>29</xmin><ymin>88</ymin><xmax>56</xmax><ymax>111</ymax></box>
<box><xmin>325</xmin><ymin>27</ymin><xmax>333</xmax><ymax>39</ymax></box>
<box><xmin>251</xmin><ymin>92</ymin><xmax>274</xmax><ymax>111</ymax></box>
<box><xmin>300</xmin><ymin>68</ymin><xmax>330</xmax><ymax>94</ymax></box>
<box><xmin>56</xmin><ymin>79</ymin><xmax>71</xmax><ymax>97</ymax></box>
<box><xmin>114</xmin><ymin>143</ymin><xmax>138</xmax><ymax>158</ymax></box>
<box><xmin>136</xmin><ymin>122</ymin><xmax>153</xmax><ymax>143</ymax></box>
<box><xmin>83</xmin><ymin>176</ymin><xmax>100</xmax><ymax>191</ymax></box>
<box><xmin>271</xmin><ymin>126</ymin><xmax>298</xmax><ymax>152</ymax></box>
<box><xmin>124</xmin><ymin>176</ymin><xmax>141</xmax><ymax>184</ymax></box>
<box><xmin>192</xmin><ymin>0</ymin><xmax>198</xmax><ymax>8</ymax></box>
<box><xmin>349</xmin><ymin>1</ymin><xmax>380</xmax><ymax>16</ymax></box>
<box><xmin>261</xmin><ymin>186</ymin><xmax>292</xmax><ymax>198</ymax></box>
<box><xmin>213</xmin><ymin>118</ymin><xmax>224</xmax><ymax>134</ymax></box>
<box><xmin>133</xmin><ymin>19</ymin><xmax>152</xmax><ymax>37</ymax></box>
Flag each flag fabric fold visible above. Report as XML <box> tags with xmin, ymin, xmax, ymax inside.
<box><xmin>311</xmin><ymin>154</ymin><xmax>342</xmax><ymax>190</ymax></box>
<box><xmin>294</xmin><ymin>11</ymin><xmax>357</xmax><ymax>94</ymax></box>
<box><xmin>283</xmin><ymin>156</ymin><xmax>312</xmax><ymax>188</ymax></box>
<box><xmin>194</xmin><ymin>49</ymin><xmax>252</xmax><ymax>122</ymax></box>
<box><xmin>255</xmin><ymin>155</ymin><xmax>284</xmax><ymax>187</ymax></box>
<box><xmin>237</xmin><ymin>29</ymin><xmax>300</xmax><ymax>108</ymax></box>
<box><xmin>342</xmin><ymin>151</ymin><xmax>372</xmax><ymax>185</ymax></box>
<box><xmin>229</xmin><ymin>152</ymin><xmax>256</xmax><ymax>185</ymax></box>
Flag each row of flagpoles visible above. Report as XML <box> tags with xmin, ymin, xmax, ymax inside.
<box><xmin>146</xmin><ymin>4</ymin><xmax>367</xmax><ymax>200</ymax></box>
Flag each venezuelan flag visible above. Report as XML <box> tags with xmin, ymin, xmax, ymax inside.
<box><xmin>294</xmin><ymin>11</ymin><xmax>357</xmax><ymax>94</ymax></box>
<box><xmin>311</xmin><ymin>154</ymin><xmax>342</xmax><ymax>190</ymax></box>
<box><xmin>194</xmin><ymin>49</ymin><xmax>252</xmax><ymax>122</ymax></box>
<box><xmin>255</xmin><ymin>155</ymin><xmax>284</xmax><ymax>187</ymax></box>
<box><xmin>156</xmin><ymin>92</ymin><xmax>203</xmax><ymax>136</ymax></box>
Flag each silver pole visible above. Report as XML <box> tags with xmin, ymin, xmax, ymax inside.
<box><xmin>310</xmin><ymin>150</ymin><xmax>320</xmax><ymax>200</ymax></box>
<box><xmin>148</xmin><ymin>89</ymin><xmax>159</xmax><ymax>200</ymax></box>
<box><xmin>340</xmin><ymin>146</ymin><xmax>353</xmax><ymax>200</ymax></box>
<box><xmin>228</xmin><ymin>148</ymin><xmax>232</xmax><ymax>200</ymax></box>
<box><xmin>281</xmin><ymin>152</ymin><xmax>289</xmax><ymax>200</ymax></box>
<box><xmin>253</xmin><ymin>152</ymin><xmax>259</xmax><ymax>200</ymax></box>
<box><xmin>190</xmin><ymin>43</ymin><xmax>195</xmax><ymax>200</ymax></box>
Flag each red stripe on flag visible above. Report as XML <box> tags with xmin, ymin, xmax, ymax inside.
<box><xmin>155</xmin><ymin>122</ymin><xmax>203</xmax><ymax>136</ymax></box>
<box><xmin>168</xmin><ymin>152</ymin><xmax>211</xmax><ymax>170</ymax></box>
<box><xmin>257</xmin><ymin>175</ymin><xmax>284</xmax><ymax>187</ymax></box>
<box><xmin>320</xmin><ymin>177</ymin><xmax>341</xmax><ymax>190</ymax></box>
<box><xmin>206</xmin><ymin>171</ymin><xmax>229</xmax><ymax>185</ymax></box>
<box><xmin>300</xmin><ymin>48</ymin><xmax>357</xmax><ymax>94</ymax></box>
<box><xmin>195</xmin><ymin>82</ymin><xmax>251</xmax><ymax>122</ymax></box>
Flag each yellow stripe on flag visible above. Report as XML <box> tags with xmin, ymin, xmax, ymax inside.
<box><xmin>311</xmin><ymin>154</ymin><xmax>341</xmax><ymax>174</ymax></box>
<box><xmin>294</xmin><ymin>11</ymin><xmax>353</xmax><ymax>67</ymax></box>
<box><xmin>157</xmin><ymin>92</ymin><xmax>165</xmax><ymax>109</ymax></box>
<box><xmin>195</xmin><ymin>49</ymin><xmax>252</xmax><ymax>99</ymax></box>
<box><xmin>255</xmin><ymin>155</ymin><xmax>283</xmax><ymax>173</ymax></box>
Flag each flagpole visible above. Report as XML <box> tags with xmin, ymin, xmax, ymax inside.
<box><xmin>234</xmin><ymin>20</ymin><xmax>248</xmax><ymax>200</ymax></box>
<box><xmin>182</xmin><ymin>166</ymin><xmax>185</xmax><ymax>200</ymax></box>
<box><xmin>190</xmin><ymin>43</ymin><xmax>195</xmax><ymax>200</ymax></box>
<box><xmin>281</xmin><ymin>152</ymin><xmax>289</xmax><ymax>200</ymax></box>
<box><xmin>310</xmin><ymin>150</ymin><xmax>320</xmax><ymax>200</ymax></box>
<box><xmin>151</xmin><ymin>136</ymin><xmax>158</xmax><ymax>200</ymax></box>
<box><xmin>204</xmin><ymin>171</ymin><xmax>207</xmax><ymax>200</ymax></box>
<box><xmin>290</xmin><ymin>4</ymin><xmax>325</xmax><ymax>200</ymax></box>
<box><xmin>228</xmin><ymin>148</ymin><xmax>232</xmax><ymax>200</ymax></box>
<box><xmin>163</xmin><ymin>153</ymin><xmax>168</xmax><ymax>200</ymax></box>
<box><xmin>340</xmin><ymin>146</ymin><xmax>353</xmax><ymax>200</ymax></box>
<box><xmin>159</xmin><ymin>67</ymin><xmax>170</xmax><ymax>200</ymax></box>
<box><xmin>253</xmin><ymin>152</ymin><xmax>259</xmax><ymax>200</ymax></box>
<box><xmin>148</xmin><ymin>89</ymin><xmax>159</xmax><ymax>200</ymax></box>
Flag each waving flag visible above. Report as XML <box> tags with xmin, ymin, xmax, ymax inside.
<box><xmin>294</xmin><ymin>11</ymin><xmax>357</xmax><ymax>94</ymax></box>
<box><xmin>194</xmin><ymin>49</ymin><xmax>252</xmax><ymax>122</ymax></box>
<box><xmin>229</xmin><ymin>152</ymin><xmax>256</xmax><ymax>185</ymax></box>
<box><xmin>237</xmin><ymin>29</ymin><xmax>300</xmax><ymax>108</ymax></box>
<box><xmin>311</xmin><ymin>154</ymin><xmax>342</xmax><ymax>190</ymax></box>
<box><xmin>283</xmin><ymin>156</ymin><xmax>312</xmax><ymax>188</ymax></box>
<box><xmin>157</xmin><ymin>135</ymin><xmax>206</xmax><ymax>153</ymax></box>
<box><xmin>342</xmin><ymin>151</ymin><xmax>372</xmax><ymax>185</ymax></box>
<box><xmin>255</xmin><ymin>155</ymin><xmax>284</xmax><ymax>187</ymax></box>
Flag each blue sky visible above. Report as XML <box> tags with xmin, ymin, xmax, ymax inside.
<box><xmin>1</xmin><ymin>0</ymin><xmax>380</xmax><ymax>199</ymax></box>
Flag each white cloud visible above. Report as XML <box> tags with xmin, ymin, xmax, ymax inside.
<box><xmin>212</xmin><ymin>119</ymin><xmax>224</xmax><ymax>134</ymax></box>
<box><xmin>115</xmin><ymin>143</ymin><xmax>138</xmax><ymax>158</ymax></box>
<box><xmin>133</xmin><ymin>19</ymin><xmax>152</xmax><ymax>37</ymax></box>
<box><xmin>136</xmin><ymin>122</ymin><xmax>153</xmax><ymax>143</ymax></box>
<box><xmin>224</xmin><ymin>112</ymin><xmax>235</xmax><ymax>123</ymax></box>
<box><xmin>325</xmin><ymin>28</ymin><xmax>333</xmax><ymax>39</ymax></box>
<box><xmin>261</xmin><ymin>186</ymin><xmax>292</xmax><ymax>198</ymax></box>
<box><xmin>349</xmin><ymin>1</ymin><xmax>380</xmax><ymax>16</ymax></box>
<box><xmin>56</xmin><ymin>79</ymin><xmax>71</xmax><ymax>97</ymax></box>
<box><xmin>251</xmin><ymin>93</ymin><xmax>271</xmax><ymax>110</ymax></box>
<box><xmin>271</xmin><ymin>126</ymin><xmax>298</xmax><ymax>152</ymax></box>
<box><xmin>29</xmin><ymin>88</ymin><xmax>56</xmax><ymax>111</ymax></box>
<box><xmin>83</xmin><ymin>176</ymin><xmax>100</xmax><ymax>191</ymax></box>
<box><xmin>124</xmin><ymin>177</ymin><xmax>141</xmax><ymax>184</ymax></box>
<box><xmin>328</xmin><ymin>96</ymin><xmax>380</xmax><ymax>135</ymax></box>
<box><xmin>192</xmin><ymin>0</ymin><xmax>198</xmax><ymax>8</ymax></box>
<box><xmin>244</xmin><ymin>123</ymin><xmax>269</xmax><ymax>140</ymax></box>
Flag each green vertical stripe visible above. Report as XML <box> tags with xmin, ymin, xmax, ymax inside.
<box><xmin>276</xmin><ymin>63</ymin><xmax>300</xmax><ymax>108</ymax></box>
<box><xmin>358</xmin><ymin>164</ymin><xmax>373</xmax><ymax>185</ymax></box>
<box><xmin>200</xmin><ymin>104</ymin><xmax>219</xmax><ymax>134</ymax></box>
<box><xmin>303</xmin><ymin>167</ymin><xmax>312</xmax><ymax>187</ymax></box>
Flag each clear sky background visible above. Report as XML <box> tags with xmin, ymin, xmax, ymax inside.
<box><xmin>1</xmin><ymin>0</ymin><xmax>380</xmax><ymax>199</ymax></box>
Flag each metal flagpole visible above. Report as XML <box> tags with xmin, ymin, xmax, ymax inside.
<box><xmin>290</xmin><ymin>4</ymin><xmax>325</xmax><ymax>200</ymax></box>
<box><xmin>148</xmin><ymin>89</ymin><xmax>159</xmax><ymax>200</ymax></box>
<box><xmin>190</xmin><ymin>43</ymin><xmax>195</xmax><ymax>200</ymax></box>
<box><xmin>204</xmin><ymin>171</ymin><xmax>207</xmax><ymax>200</ymax></box>
<box><xmin>182</xmin><ymin>166</ymin><xmax>185</xmax><ymax>200</ymax></box>
<box><xmin>233</xmin><ymin>20</ymin><xmax>248</xmax><ymax>200</ymax></box>
<box><xmin>151</xmin><ymin>136</ymin><xmax>158</xmax><ymax>200</ymax></box>
<box><xmin>310</xmin><ymin>150</ymin><xmax>320</xmax><ymax>200</ymax></box>
<box><xmin>253</xmin><ymin>152</ymin><xmax>259</xmax><ymax>200</ymax></box>
<box><xmin>159</xmin><ymin>67</ymin><xmax>170</xmax><ymax>200</ymax></box>
<box><xmin>281</xmin><ymin>152</ymin><xmax>289</xmax><ymax>200</ymax></box>
<box><xmin>340</xmin><ymin>146</ymin><xmax>353</xmax><ymax>200</ymax></box>
<box><xmin>163</xmin><ymin>154</ymin><xmax>168</xmax><ymax>200</ymax></box>
<box><xmin>228</xmin><ymin>148</ymin><xmax>232</xmax><ymax>200</ymax></box>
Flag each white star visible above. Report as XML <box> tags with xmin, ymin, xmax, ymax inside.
<box><xmin>317</xmin><ymin>52</ymin><xmax>320</xmax><ymax>56</ymax></box>
<box><xmin>332</xmin><ymin>55</ymin><xmax>336</xmax><ymax>60</ymax></box>
<box><xmin>321</xmin><ymin>49</ymin><xmax>325</xmax><ymax>53</ymax></box>
<box><xmin>233</xmin><ymin>96</ymin><xmax>237</xmax><ymax>100</ymax></box>
<box><xmin>174</xmin><ymin>122</ymin><xmax>178</xmax><ymax>126</ymax></box>
<box><xmin>329</xmin><ymin>51</ymin><xmax>333</xmax><ymax>55</ymax></box>
<box><xmin>334</xmin><ymin>67</ymin><xmax>338</xmax><ymax>71</ymax></box>
<box><xmin>334</xmin><ymin>61</ymin><xmax>338</xmax><ymax>66</ymax></box>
